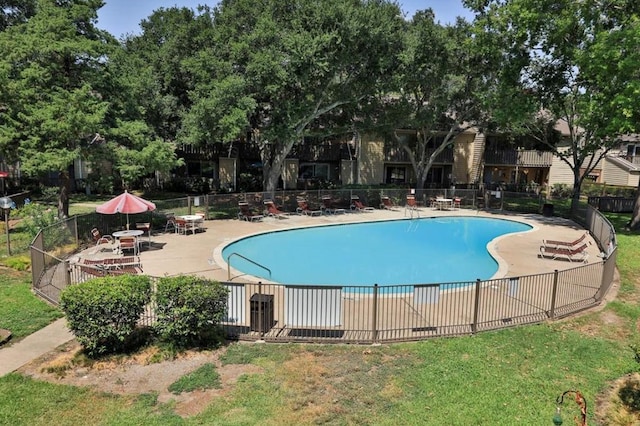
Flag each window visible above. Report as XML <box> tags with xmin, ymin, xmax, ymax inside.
<box><xmin>299</xmin><ymin>163</ymin><xmax>329</xmax><ymax>180</ymax></box>
<box><xmin>386</xmin><ymin>166</ymin><xmax>406</xmax><ymax>184</ymax></box>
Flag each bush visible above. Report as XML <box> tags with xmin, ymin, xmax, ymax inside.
<box><xmin>60</xmin><ymin>275</ymin><xmax>152</xmax><ymax>357</ymax></box>
<box><xmin>154</xmin><ymin>276</ymin><xmax>228</xmax><ymax>347</ymax></box>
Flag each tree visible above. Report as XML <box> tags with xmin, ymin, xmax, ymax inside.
<box><xmin>467</xmin><ymin>0</ymin><xmax>640</xmax><ymax>216</ymax></box>
<box><xmin>0</xmin><ymin>0</ymin><xmax>37</xmax><ymax>31</ymax></box>
<box><xmin>182</xmin><ymin>0</ymin><xmax>405</xmax><ymax>191</ymax></box>
<box><xmin>372</xmin><ymin>10</ymin><xmax>496</xmax><ymax>190</ymax></box>
<box><xmin>0</xmin><ymin>0</ymin><xmax>113</xmax><ymax>217</ymax></box>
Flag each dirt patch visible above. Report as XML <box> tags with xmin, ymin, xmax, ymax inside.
<box><xmin>595</xmin><ymin>373</ymin><xmax>640</xmax><ymax>425</ymax></box>
<box><xmin>17</xmin><ymin>340</ymin><xmax>263</xmax><ymax>417</ymax></box>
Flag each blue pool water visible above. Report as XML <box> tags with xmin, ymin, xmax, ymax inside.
<box><xmin>222</xmin><ymin>217</ymin><xmax>531</xmax><ymax>286</ymax></box>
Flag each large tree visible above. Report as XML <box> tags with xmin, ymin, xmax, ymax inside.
<box><xmin>371</xmin><ymin>9</ymin><xmax>499</xmax><ymax>190</ymax></box>
<box><xmin>182</xmin><ymin>0</ymin><xmax>405</xmax><ymax>191</ymax></box>
<box><xmin>0</xmin><ymin>0</ymin><xmax>113</xmax><ymax>216</ymax></box>
<box><xmin>467</xmin><ymin>0</ymin><xmax>640</xmax><ymax>216</ymax></box>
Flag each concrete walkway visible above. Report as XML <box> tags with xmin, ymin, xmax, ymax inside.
<box><xmin>0</xmin><ymin>318</ymin><xmax>73</xmax><ymax>377</ymax></box>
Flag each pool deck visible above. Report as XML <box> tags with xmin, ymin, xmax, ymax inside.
<box><xmin>79</xmin><ymin>207</ymin><xmax>603</xmax><ymax>284</ymax></box>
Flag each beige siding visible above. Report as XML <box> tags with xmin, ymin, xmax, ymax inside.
<box><xmin>341</xmin><ymin>160</ymin><xmax>356</xmax><ymax>185</ymax></box>
<box><xmin>219</xmin><ymin>158</ymin><xmax>237</xmax><ymax>191</ymax></box>
<box><xmin>359</xmin><ymin>135</ymin><xmax>385</xmax><ymax>185</ymax></box>
<box><xmin>452</xmin><ymin>132</ymin><xmax>476</xmax><ymax>184</ymax></box>
<box><xmin>602</xmin><ymin>157</ymin><xmax>640</xmax><ymax>187</ymax></box>
<box><xmin>547</xmin><ymin>144</ymin><xmax>574</xmax><ymax>186</ymax></box>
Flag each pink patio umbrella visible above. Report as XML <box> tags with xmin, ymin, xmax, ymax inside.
<box><xmin>96</xmin><ymin>190</ymin><xmax>156</xmax><ymax>230</ymax></box>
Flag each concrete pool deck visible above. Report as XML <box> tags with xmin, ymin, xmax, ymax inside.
<box><xmin>83</xmin><ymin>207</ymin><xmax>603</xmax><ymax>284</ymax></box>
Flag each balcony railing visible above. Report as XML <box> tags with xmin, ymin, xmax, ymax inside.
<box><xmin>289</xmin><ymin>142</ymin><xmax>348</xmax><ymax>161</ymax></box>
<box><xmin>384</xmin><ymin>147</ymin><xmax>454</xmax><ymax>163</ymax></box>
<box><xmin>484</xmin><ymin>150</ymin><xmax>554</xmax><ymax>167</ymax></box>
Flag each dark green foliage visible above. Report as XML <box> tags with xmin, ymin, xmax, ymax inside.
<box><xmin>60</xmin><ymin>275</ymin><xmax>152</xmax><ymax>357</ymax></box>
<box><xmin>154</xmin><ymin>276</ymin><xmax>228</xmax><ymax>347</ymax></box>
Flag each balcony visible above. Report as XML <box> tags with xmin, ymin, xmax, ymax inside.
<box><xmin>289</xmin><ymin>142</ymin><xmax>347</xmax><ymax>161</ymax></box>
<box><xmin>484</xmin><ymin>150</ymin><xmax>553</xmax><ymax>167</ymax></box>
<box><xmin>384</xmin><ymin>146</ymin><xmax>453</xmax><ymax>163</ymax></box>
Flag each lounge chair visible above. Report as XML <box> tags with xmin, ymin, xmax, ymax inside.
<box><xmin>542</xmin><ymin>232</ymin><xmax>588</xmax><ymax>249</ymax></box>
<box><xmin>380</xmin><ymin>196</ymin><xmax>397</xmax><ymax>210</ymax></box>
<box><xmin>539</xmin><ymin>243</ymin><xmax>589</xmax><ymax>263</ymax></box>
<box><xmin>296</xmin><ymin>198</ymin><xmax>322</xmax><ymax>216</ymax></box>
<box><xmin>238</xmin><ymin>202</ymin><xmax>264</xmax><ymax>222</ymax></box>
<box><xmin>406</xmin><ymin>195</ymin><xmax>422</xmax><ymax>210</ymax></box>
<box><xmin>91</xmin><ymin>228</ymin><xmax>113</xmax><ymax>253</ymax></box>
<box><xmin>322</xmin><ymin>196</ymin><xmax>346</xmax><ymax>215</ymax></box>
<box><xmin>350</xmin><ymin>196</ymin><xmax>374</xmax><ymax>212</ymax></box>
<box><xmin>264</xmin><ymin>200</ymin><xmax>290</xmax><ymax>219</ymax></box>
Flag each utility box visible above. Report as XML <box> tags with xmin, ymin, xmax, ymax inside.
<box><xmin>250</xmin><ymin>294</ymin><xmax>274</xmax><ymax>333</ymax></box>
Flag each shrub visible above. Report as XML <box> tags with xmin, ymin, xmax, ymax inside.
<box><xmin>60</xmin><ymin>275</ymin><xmax>152</xmax><ymax>357</ymax></box>
<box><xmin>154</xmin><ymin>275</ymin><xmax>228</xmax><ymax>347</ymax></box>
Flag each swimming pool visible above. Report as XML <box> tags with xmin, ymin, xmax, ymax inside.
<box><xmin>222</xmin><ymin>217</ymin><xmax>532</xmax><ymax>286</ymax></box>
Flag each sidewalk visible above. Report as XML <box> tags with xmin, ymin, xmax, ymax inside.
<box><xmin>0</xmin><ymin>318</ymin><xmax>73</xmax><ymax>377</ymax></box>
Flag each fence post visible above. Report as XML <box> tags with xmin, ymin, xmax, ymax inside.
<box><xmin>372</xmin><ymin>284</ymin><xmax>378</xmax><ymax>343</ymax></box>
<box><xmin>258</xmin><ymin>281</ymin><xmax>264</xmax><ymax>339</ymax></box>
<box><xmin>64</xmin><ymin>260</ymin><xmax>71</xmax><ymax>288</ymax></box>
<box><xmin>204</xmin><ymin>194</ymin><xmax>209</xmax><ymax>220</ymax></box>
<box><xmin>472</xmin><ymin>279</ymin><xmax>481</xmax><ymax>334</ymax></box>
<box><xmin>188</xmin><ymin>196</ymin><xmax>192</xmax><ymax>215</ymax></box>
<box><xmin>549</xmin><ymin>270</ymin><xmax>559</xmax><ymax>319</ymax></box>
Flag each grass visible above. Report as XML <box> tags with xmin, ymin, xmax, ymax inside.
<box><xmin>0</xmin><ymin>270</ymin><xmax>62</xmax><ymax>339</ymax></box>
<box><xmin>168</xmin><ymin>363</ymin><xmax>221</xmax><ymax>394</ymax></box>
<box><xmin>0</xmin><ymin>210</ymin><xmax>639</xmax><ymax>424</ymax></box>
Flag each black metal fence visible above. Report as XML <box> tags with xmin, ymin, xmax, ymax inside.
<box><xmin>30</xmin><ymin>189</ymin><xmax>618</xmax><ymax>343</ymax></box>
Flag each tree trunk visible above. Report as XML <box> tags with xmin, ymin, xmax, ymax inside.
<box><xmin>58</xmin><ymin>170</ymin><xmax>70</xmax><ymax>219</ymax></box>
<box><xmin>261</xmin><ymin>141</ymin><xmax>292</xmax><ymax>193</ymax></box>
<box><xmin>569</xmin><ymin>174</ymin><xmax>582</xmax><ymax>218</ymax></box>
<box><xmin>627</xmin><ymin>183</ymin><xmax>640</xmax><ymax>230</ymax></box>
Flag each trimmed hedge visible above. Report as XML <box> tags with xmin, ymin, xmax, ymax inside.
<box><xmin>60</xmin><ymin>275</ymin><xmax>152</xmax><ymax>357</ymax></box>
<box><xmin>154</xmin><ymin>275</ymin><xmax>228</xmax><ymax>347</ymax></box>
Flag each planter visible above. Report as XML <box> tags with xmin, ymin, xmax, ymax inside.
<box><xmin>542</xmin><ymin>203</ymin><xmax>554</xmax><ymax>217</ymax></box>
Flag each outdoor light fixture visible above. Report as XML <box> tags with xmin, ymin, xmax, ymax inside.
<box><xmin>553</xmin><ymin>390</ymin><xmax>587</xmax><ymax>425</ymax></box>
<box><xmin>0</xmin><ymin>196</ymin><xmax>13</xmax><ymax>256</ymax></box>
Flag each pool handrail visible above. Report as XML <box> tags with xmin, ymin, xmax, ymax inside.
<box><xmin>226</xmin><ymin>252</ymin><xmax>272</xmax><ymax>281</ymax></box>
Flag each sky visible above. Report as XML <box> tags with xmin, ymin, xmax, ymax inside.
<box><xmin>96</xmin><ymin>1</ymin><xmax>475</xmax><ymax>39</ymax></box>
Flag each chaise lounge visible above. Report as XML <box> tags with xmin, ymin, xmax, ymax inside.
<box><xmin>296</xmin><ymin>198</ymin><xmax>323</xmax><ymax>216</ymax></box>
<box><xmin>542</xmin><ymin>232</ymin><xmax>588</xmax><ymax>249</ymax></box>
<box><xmin>238</xmin><ymin>202</ymin><xmax>264</xmax><ymax>222</ymax></box>
<box><xmin>264</xmin><ymin>200</ymin><xmax>290</xmax><ymax>219</ymax></box>
<box><xmin>539</xmin><ymin>242</ymin><xmax>589</xmax><ymax>263</ymax></box>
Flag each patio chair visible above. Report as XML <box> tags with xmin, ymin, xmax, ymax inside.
<box><xmin>164</xmin><ymin>212</ymin><xmax>177</xmax><ymax>233</ymax></box>
<box><xmin>175</xmin><ymin>217</ymin><xmax>188</xmax><ymax>235</ymax></box>
<box><xmin>542</xmin><ymin>232</ymin><xmax>588</xmax><ymax>250</ymax></box>
<box><xmin>118</xmin><ymin>236</ymin><xmax>139</xmax><ymax>256</ymax></box>
<box><xmin>296</xmin><ymin>198</ymin><xmax>322</xmax><ymax>216</ymax></box>
<box><xmin>135</xmin><ymin>222</ymin><xmax>151</xmax><ymax>248</ymax></box>
<box><xmin>453</xmin><ymin>197</ymin><xmax>462</xmax><ymax>209</ymax></box>
<box><xmin>539</xmin><ymin>242</ymin><xmax>589</xmax><ymax>263</ymax></box>
<box><xmin>91</xmin><ymin>228</ymin><xmax>113</xmax><ymax>254</ymax></box>
<box><xmin>350</xmin><ymin>196</ymin><xmax>374</xmax><ymax>212</ymax></box>
<box><xmin>238</xmin><ymin>202</ymin><xmax>264</xmax><ymax>222</ymax></box>
<box><xmin>264</xmin><ymin>200</ymin><xmax>290</xmax><ymax>219</ymax></box>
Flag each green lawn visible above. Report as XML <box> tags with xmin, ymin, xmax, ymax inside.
<box><xmin>0</xmin><ymin>270</ymin><xmax>62</xmax><ymax>339</ymax></box>
<box><xmin>0</xmin><ymin>211</ymin><xmax>639</xmax><ymax>425</ymax></box>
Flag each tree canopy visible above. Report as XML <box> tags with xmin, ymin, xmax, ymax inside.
<box><xmin>181</xmin><ymin>0</ymin><xmax>406</xmax><ymax>191</ymax></box>
<box><xmin>466</xmin><ymin>0</ymin><xmax>640</xmax><ymax>214</ymax></box>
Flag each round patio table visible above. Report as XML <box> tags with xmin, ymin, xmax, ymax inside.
<box><xmin>112</xmin><ymin>230</ymin><xmax>144</xmax><ymax>238</ymax></box>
